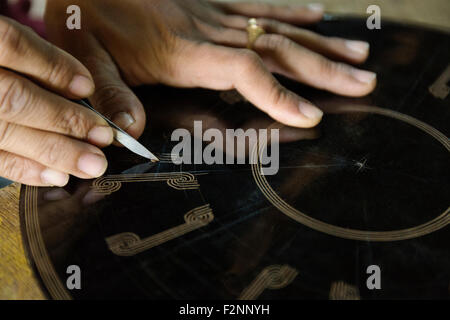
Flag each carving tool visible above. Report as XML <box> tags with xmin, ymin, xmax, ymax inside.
<box><xmin>77</xmin><ymin>100</ymin><xmax>159</xmax><ymax>162</ymax></box>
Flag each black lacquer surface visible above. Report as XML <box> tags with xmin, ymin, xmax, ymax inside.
<box><xmin>20</xmin><ymin>18</ymin><xmax>449</xmax><ymax>300</ymax></box>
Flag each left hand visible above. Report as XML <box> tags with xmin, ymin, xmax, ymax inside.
<box><xmin>45</xmin><ymin>0</ymin><xmax>377</xmax><ymax>133</ymax></box>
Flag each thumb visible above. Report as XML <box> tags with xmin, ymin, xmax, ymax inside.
<box><xmin>78</xmin><ymin>39</ymin><xmax>146</xmax><ymax>139</ymax></box>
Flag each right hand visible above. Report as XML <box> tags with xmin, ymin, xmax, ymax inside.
<box><xmin>0</xmin><ymin>17</ymin><xmax>114</xmax><ymax>187</ymax></box>
<box><xmin>46</xmin><ymin>0</ymin><xmax>377</xmax><ymax>132</ymax></box>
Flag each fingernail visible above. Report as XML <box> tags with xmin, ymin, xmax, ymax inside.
<box><xmin>88</xmin><ymin>126</ymin><xmax>114</xmax><ymax>146</ymax></box>
<box><xmin>345</xmin><ymin>40</ymin><xmax>370</xmax><ymax>56</ymax></box>
<box><xmin>69</xmin><ymin>75</ymin><xmax>95</xmax><ymax>97</ymax></box>
<box><xmin>307</xmin><ymin>3</ymin><xmax>324</xmax><ymax>12</ymax></box>
<box><xmin>44</xmin><ymin>188</ymin><xmax>70</xmax><ymax>201</ymax></box>
<box><xmin>112</xmin><ymin>112</ymin><xmax>135</xmax><ymax>130</ymax></box>
<box><xmin>351</xmin><ymin>69</ymin><xmax>377</xmax><ymax>84</ymax></box>
<box><xmin>299</xmin><ymin>101</ymin><xmax>323</xmax><ymax>119</ymax></box>
<box><xmin>78</xmin><ymin>153</ymin><xmax>108</xmax><ymax>177</ymax></box>
<box><xmin>41</xmin><ymin>169</ymin><xmax>69</xmax><ymax>187</ymax></box>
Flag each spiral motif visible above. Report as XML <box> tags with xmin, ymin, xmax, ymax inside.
<box><xmin>106</xmin><ymin>232</ymin><xmax>140</xmax><ymax>256</ymax></box>
<box><xmin>167</xmin><ymin>173</ymin><xmax>199</xmax><ymax>190</ymax></box>
<box><xmin>184</xmin><ymin>205</ymin><xmax>214</xmax><ymax>225</ymax></box>
<box><xmin>239</xmin><ymin>265</ymin><xmax>298</xmax><ymax>300</ymax></box>
<box><xmin>264</xmin><ymin>265</ymin><xmax>299</xmax><ymax>290</ymax></box>
<box><xmin>91</xmin><ymin>172</ymin><xmax>199</xmax><ymax>195</ymax></box>
<box><xmin>92</xmin><ymin>177</ymin><xmax>122</xmax><ymax>195</ymax></box>
<box><xmin>106</xmin><ymin>205</ymin><xmax>213</xmax><ymax>257</ymax></box>
<box><xmin>329</xmin><ymin>281</ymin><xmax>360</xmax><ymax>300</ymax></box>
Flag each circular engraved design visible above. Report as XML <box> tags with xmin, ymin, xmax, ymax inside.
<box><xmin>251</xmin><ymin>105</ymin><xmax>449</xmax><ymax>241</ymax></box>
<box><xmin>167</xmin><ymin>173</ymin><xmax>200</xmax><ymax>190</ymax></box>
<box><xmin>106</xmin><ymin>232</ymin><xmax>141</xmax><ymax>256</ymax></box>
<box><xmin>92</xmin><ymin>177</ymin><xmax>122</xmax><ymax>195</ymax></box>
<box><xmin>238</xmin><ymin>265</ymin><xmax>298</xmax><ymax>300</ymax></box>
<box><xmin>263</xmin><ymin>265</ymin><xmax>299</xmax><ymax>290</ymax></box>
<box><xmin>329</xmin><ymin>281</ymin><xmax>360</xmax><ymax>300</ymax></box>
<box><xmin>184</xmin><ymin>205</ymin><xmax>214</xmax><ymax>225</ymax></box>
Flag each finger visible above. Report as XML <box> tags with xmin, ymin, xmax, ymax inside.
<box><xmin>58</xmin><ymin>34</ymin><xmax>146</xmax><ymax>139</ymax></box>
<box><xmin>254</xmin><ymin>34</ymin><xmax>377</xmax><ymax>97</ymax></box>
<box><xmin>214</xmin><ymin>19</ymin><xmax>369</xmax><ymax>63</ymax></box>
<box><xmin>255</xmin><ymin>18</ymin><xmax>370</xmax><ymax>64</ymax></box>
<box><xmin>207</xmin><ymin>20</ymin><xmax>369</xmax><ymax>64</ymax></box>
<box><xmin>175</xmin><ymin>42</ymin><xmax>323</xmax><ymax>128</ymax></box>
<box><xmin>198</xmin><ymin>22</ymin><xmax>248</xmax><ymax>48</ymax></box>
<box><xmin>0</xmin><ymin>120</ymin><xmax>108</xmax><ymax>179</ymax></box>
<box><xmin>207</xmin><ymin>30</ymin><xmax>375</xmax><ymax>96</ymax></box>
<box><xmin>242</xmin><ymin>118</ymin><xmax>321</xmax><ymax>143</ymax></box>
<box><xmin>88</xmin><ymin>48</ymin><xmax>146</xmax><ymax>139</ymax></box>
<box><xmin>212</xmin><ymin>2</ymin><xmax>324</xmax><ymax>25</ymax></box>
<box><xmin>0</xmin><ymin>150</ymin><xmax>69</xmax><ymax>187</ymax></box>
<box><xmin>0</xmin><ymin>17</ymin><xmax>94</xmax><ymax>98</ymax></box>
<box><xmin>0</xmin><ymin>68</ymin><xmax>113</xmax><ymax>147</ymax></box>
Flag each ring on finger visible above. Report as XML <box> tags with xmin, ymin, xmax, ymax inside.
<box><xmin>246</xmin><ymin>18</ymin><xmax>266</xmax><ymax>49</ymax></box>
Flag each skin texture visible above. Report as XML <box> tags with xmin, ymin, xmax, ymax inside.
<box><xmin>0</xmin><ymin>0</ymin><xmax>377</xmax><ymax>187</ymax></box>
<box><xmin>45</xmin><ymin>0</ymin><xmax>376</xmax><ymax>134</ymax></box>
<box><xmin>0</xmin><ymin>16</ymin><xmax>113</xmax><ymax>187</ymax></box>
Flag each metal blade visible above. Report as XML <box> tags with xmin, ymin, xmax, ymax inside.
<box><xmin>113</xmin><ymin>129</ymin><xmax>159</xmax><ymax>162</ymax></box>
<box><xmin>77</xmin><ymin>100</ymin><xmax>159</xmax><ymax>162</ymax></box>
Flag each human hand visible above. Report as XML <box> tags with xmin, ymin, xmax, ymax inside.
<box><xmin>45</xmin><ymin>0</ymin><xmax>376</xmax><ymax>132</ymax></box>
<box><xmin>0</xmin><ymin>17</ymin><xmax>113</xmax><ymax>186</ymax></box>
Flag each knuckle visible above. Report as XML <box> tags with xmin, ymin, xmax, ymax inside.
<box><xmin>263</xmin><ymin>34</ymin><xmax>292</xmax><ymax>51</ymax></box>
<box><xmin>0</xmin><ymin>75</ymin><xmax>31</xmax><ymax>118</ymax></box>
<box><xmin>0</xmin><ymin>19</ymin><xmax>24</xmax><ymax>63</ymax></box>
<box><xmin>38</xmin><ymin>136</ymin><xmax>67</xmax><ymax>167</ymax></box>
<box><xmin>268</xmin><ymin>85</ymin><xmax>288</xmax><ymax>111</ymax></box>
<box><xmin>0</xmin><ymin>121</ymin><xmax>14</xmax><ymax>147</ymax></box>
<box><xmin>58</xmin><ymin>108</ymin><xmax>91</xmax><ymax>139</ymax></box>
<box><xmin>237</xmin><ymin>50</ymin><xmax>260</xmax><ymax>74</ymax></box>
<box><xmin>43</xmin><ymin>52</ymin><xmax>72</xmax><ymax>85</ymax></box>
<box><xmin>318</xmin><ymin>59</ymin><xmax>353</xmax><ymax>80</ymax></box>
<box><xmin>318</xmin><ymin>57</ymin><xmax>338</xmax><ymax>76</ymax></box>
<box><xmin>159</xmin><ymin>37</ymin><xmax>190</xmax><ymax>81</ymax></box>
<box><xmin>0</xmin><ymin>153</ymin><xmax>26</xmax><ymax>182</ymax></box>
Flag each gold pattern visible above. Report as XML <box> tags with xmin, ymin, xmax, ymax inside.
<box><xmin>157</xmin><ymin>153</ymin><xmax>183</xmax><ymax>164</ymax></box>
<box><xmin>106</xmin><ymin>204</ymin><xmax>214</xmax><ymax>256</ymax></box>
<box><xmin>251</xmin><ymin>105</ymin><xmax>450</xmax><ymax>242</ymax></box>
<box><xmin>246</xmin><ymin>18</ymin><xmax>266</xmax><ymax>49</ymax></box>
<box><xmin>329</xmin><ymin>281</ymin><xmax>361</xmax><ymax>300</ymax></box>
<box><xmin>238</xmin><ymin>265</ymin><xmax>298</xmax><ymax>300</ymax></box>
<box><xmin>0</xmin><ymin>184</ymin><xmax>45</xmax><ymax>299</ymax></box>
<box><xmin>23</xmin><ymin>186</ymin><xmax>71</xmax><ymax>300</ymax></box>
<box><xmin>92</xmin><ymin>172</ymin><xmax>199</xmax><ymax>195</ymax></box>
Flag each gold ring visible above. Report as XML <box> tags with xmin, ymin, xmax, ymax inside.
<box><xmin>246</xmin><ymin>18</ymin><xmax>266</xmax><ymax>49</ymax></box>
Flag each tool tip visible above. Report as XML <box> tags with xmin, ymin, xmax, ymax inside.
<box><xmin>147</xmin><ymin>154</ymin><xmax>160</xmax><ymax>162</ymax></box>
